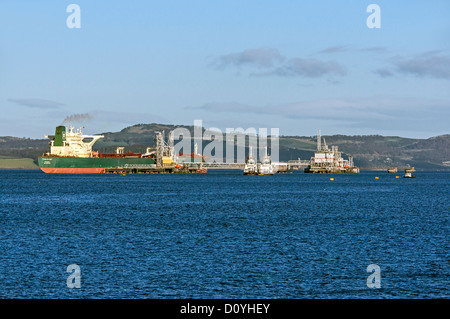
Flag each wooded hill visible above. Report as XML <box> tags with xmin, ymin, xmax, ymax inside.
<box><xmin>0</xmin><ymin>123</ymin><xmax>449</xmax><ymax>170</ymax></box>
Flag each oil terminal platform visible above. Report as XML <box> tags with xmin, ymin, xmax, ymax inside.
<box><xmin>304</xmin><ymin>129</ymin><xmax>360</xmax><ymax>174</ymax></box>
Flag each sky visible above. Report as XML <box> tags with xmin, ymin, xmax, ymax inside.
<box><xmin>0</xmin><ymin>0</ymin><xmax>449</xmax><ymax>139</ymax></box>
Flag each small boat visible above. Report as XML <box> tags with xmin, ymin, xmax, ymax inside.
<box><xmin>244</xmin><ymin>148</ymin><xmax>258</xmax><ymax>175</ymax></box>
<box><xmin>258</xmin><ymin>147</ymin><xmax>274</xmax><ymax>175</ymax></box>
<box><xmin>258</xmin><ymin>152</ymin><xmax>274</xmax><ymax>176</ymax></box>
<box><xmin>403</xmin><ymin>167</ymin><xmax>416</xmax><ymax>178</ymax></box>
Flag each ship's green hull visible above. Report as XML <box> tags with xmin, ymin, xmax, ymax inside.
<box><xmin>38</xmin><ymin>156</ymin><xmax>156</xmax><ymax>173</ymax></box>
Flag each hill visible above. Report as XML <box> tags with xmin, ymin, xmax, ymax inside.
<box><xmin>0</xmin><ymin>123</ymin><xmax>449</xmax><ymax>170</ymax></box>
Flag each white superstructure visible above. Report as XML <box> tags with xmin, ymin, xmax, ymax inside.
<box><xmin>257</xmin><ymin>147</ymin><xmax>274</xmax><ymax>175</ymax></box>
<box><xmin>46</xmin><ymin>125</ymin><xmax>104</xmax><ymax>158</ymax></box>
<box><xmin>305</xmin><ymin>129</ymin><xmax>358</xmax><ymax>173</ymax></box>
<box><xmin>244</xmin><ymin>146</ymin><xmax>258</xmax><ymax>175</ymax></box>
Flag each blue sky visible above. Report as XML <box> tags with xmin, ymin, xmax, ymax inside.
<box><xmin>1</xmin><ymin>0</ymin><xmax>449</xmax><ymax>138</ymax></box>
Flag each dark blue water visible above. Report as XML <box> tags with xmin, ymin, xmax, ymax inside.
<box><xmin>0</xmin><ymin>170</ymin><xmax>448</xmax><ymax>298</ymax></box>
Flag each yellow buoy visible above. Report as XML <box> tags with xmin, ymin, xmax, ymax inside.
<box><xmin>395</xmin><ymin>176</ymin><xmax>399</xmax><ymax>178</ymax></box>
<box><xmin>330</xmin><ymin>178</ymin><xmax>334</xmax><ymax>181</ymax></box>
<box><xmin>375</xmin><ymin>176</ymin><xmax>379</xmax><ymax>179</ymax></box>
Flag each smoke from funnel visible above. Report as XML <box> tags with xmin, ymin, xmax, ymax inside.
<box><xmin>62</xmin><ymin>113</ymin><xmax>93</xmax><ymax>124</ymax></box>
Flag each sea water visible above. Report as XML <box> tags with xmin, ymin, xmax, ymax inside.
<box><xmin>0</xmin><ymin>170</ymin><xmax>448</xmax><ymax>298</ymax></box>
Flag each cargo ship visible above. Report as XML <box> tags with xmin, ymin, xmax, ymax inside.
<box><xmin>38</xmin><ymin>125</ymin><xmax>158</xmax><ymax>174</ymax></box>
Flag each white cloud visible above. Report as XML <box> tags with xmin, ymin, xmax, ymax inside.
<box><xmin>269</xmin><ymin>58</ymin><xmax>346</xmax><ymax>78</ymax></box>
<box><xmin>375</xmin><ymin>51</ymin><xmax>450</xmax><ymax>80</ymax></box>
<box><xmin>214</xmin><ymin>48</ymin><xmax>284</xmax><ymax>69</ymax></box>
<box><xmin>214</xmin><ymin>47</ymin><xmax>346</xmax><ymax>78</ymax></box>
<box><xmin>7</xmin><ymin>98</ymin><xmax>65</xmax><ymax>109</ymax></box>
<box><xmin>186</xmin><ymin>97</ymin><xmax>450</xmax><ymax>134</ymax></box>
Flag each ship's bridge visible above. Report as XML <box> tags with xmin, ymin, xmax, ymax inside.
<box><xmin>46</xmin><ymin>125</ymin><xmax>104</xmax><ymax>158</ymax></box>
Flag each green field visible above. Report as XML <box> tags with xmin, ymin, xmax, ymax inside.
<box><xmin>0</xmin><ymin>158</ymin><xmax>39</xmax><ymax>169</ymax></box>
<box><xmin>279</xmin><ymin>137</ymin><xmax>316</xmax><ymax>151</ymax></box>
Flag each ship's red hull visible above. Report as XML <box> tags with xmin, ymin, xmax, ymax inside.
<box><xmin>40</xmin><ymin>167</ymin><xmax>106</xmax><ymax>174</ymax></box>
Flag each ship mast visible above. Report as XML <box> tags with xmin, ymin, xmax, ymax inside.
<box><xmin>317</xmin><ymin>129</ymin><xmax>321</xmax><ymax>151</ymax></box>
<box><xmin>155</xmin><ymin>131</ymin><xmax>164</xmax><ymax>167</ymax></box>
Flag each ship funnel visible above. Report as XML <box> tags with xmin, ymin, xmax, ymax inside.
<box><xmin>54</xmin><ymin>126</ymin><xmax>66</xmax><ymax>146</ymax></box>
